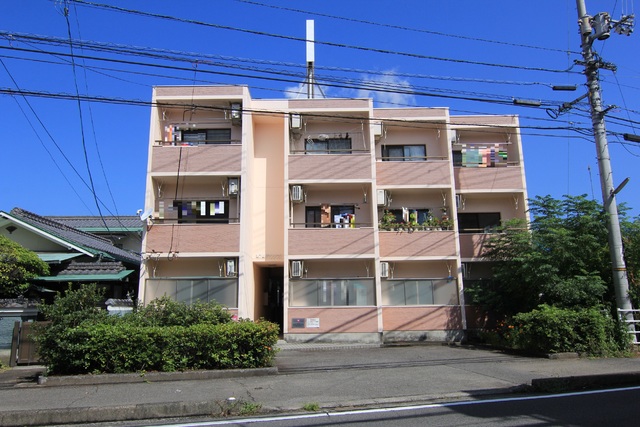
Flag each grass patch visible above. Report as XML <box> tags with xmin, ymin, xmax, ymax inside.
<box><xmin>303</xmin><ymin>402</ymin><xmax>320</xmax><ymax>412</ymax></box>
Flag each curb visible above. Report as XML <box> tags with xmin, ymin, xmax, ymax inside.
<box><xmin>0</xmin><ymin>388</ymin><xmax>524</xmax><ymax>427</ymax></box>
<box><xmin>36</xmin><ymin>366</ymin><xmax>278</xmax><ymax>387</ymax></box>
<box><xmin>531</xmin><ymin>371</ymin><xmax>640</xmax><ymax>392</ymax></box>
<box><xmin>0</xmin><ymin>400</ymin><xmax>223</xmax><ymax>427</ymax></box>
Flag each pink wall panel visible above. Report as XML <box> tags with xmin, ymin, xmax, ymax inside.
<box><xmin>382</xmin><ymin>306</ymin><xmax>462</xmax><ymax>331</ymax></box>
<box><xmin>288</xmin><ymin>307</ymin><xmax>378</xmax><ymax>333</ymax></box>
<box><xmin>146</xmin><ymin>224</ymin><xmax>240</xmax><ymax>253</ymax></box>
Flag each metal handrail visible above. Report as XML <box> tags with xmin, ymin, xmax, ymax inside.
<box><xmin>290</xmin><ymin>222</ymin><xmax>373</xmax><ymax>228</ymax></box>
<box><xmin>618</xmin><ymin>308</ymin><xmax>640</xmax><ymax>344</ymax></box>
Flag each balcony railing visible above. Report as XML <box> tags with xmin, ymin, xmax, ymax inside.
<box><xmin>458</xmin><ymin>233</ymin><xmax>493</xmax><ymax>259</ymax></box>
<box><xmin>151</xmin><ymin>144</ymin><xmax>242</xmax><ymax>174</ymax></box>
<box><xmin>291</xmin><ymin>222</ymin><xmax>374</xmax><ymax>228</ymax></box>
<box><xmin>454</xmin><ymin>166</ymin><xmax>525</xmax><ymax>191</ymax></box>
<box><xmin>289</xmin><ymin>278</ymin><xmax>376</xmax><ymax>307</ymax></box>
<box><xmin>145</xmin><ymin>223</ymin><xmax>240</xmax><ymax>253</ymax></box>
<box><xmin>288</xmin><ymin>228</ymin><xmax>375</xmax><ymax>256</ymax></box>
<box><xmin>288</xmin><ymin>153</ymin><xmax>372</xmax><ymax>180</ymax></box>
<box><xmin>379</xmin><ymin>230</ymin><xmax>456</xmax><ymax>258</ymax></box>
<box><xmin>376</xmin><ymin>160</ymin><xmax>451</xmax><ymax>186</ymax></box>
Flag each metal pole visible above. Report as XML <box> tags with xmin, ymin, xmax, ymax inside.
<box><xmin>575</xmin><ymin>0</ymin><xmax>636</xmax><ymax>342</ymax></box>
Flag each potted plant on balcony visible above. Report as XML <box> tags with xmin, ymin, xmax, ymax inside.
<box><xmin>441</xmin><ymin>207</ymin><xmax>449</xmax><ymax>221</ymax></box>
<box><xmin>379</xmin><ymin>209</ymin><xmax>396</xmax><ymax>231</ymax></box>
<box><xmin>407</xmin><ymin>212</ymin><xmax>419</xmax><ymax>232</ymax></box>
<box><xmin>422</xmin><ymin>214</ymin><xmax>438</xmax><ymax>231</ymax></box>
<box><xmin>441</xmin><ymin>218</ymin><xmax>453</xmax><ymax>230</ymax></box>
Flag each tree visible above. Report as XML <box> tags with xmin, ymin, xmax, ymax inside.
<box><xmin>0</xmin><ymin>235</ymin><xmax>49</xmax><ymax>298</ymax></box>
<box><xmin>469</xmin><ymin>195</ymin><xmax>615</xmax><ymax>318</ymax></box>
<box><xmin>621</xmin><ymin>216</ymin><xmax>640</xmax><ymax>308</ymax></box>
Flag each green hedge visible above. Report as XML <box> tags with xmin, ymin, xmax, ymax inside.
<box><xmin>505</xmin><ymin>305</ymin><xmax>627</xmax><ymax>356</ymax></box>
<box><xmin>34</xmin><ymin>288</ymin><xmax>279</xmax><ymax>375</ymax></box>
<box><xmin>41</xmin><ymin>319</ymin><xmax>279</xmax><ymax>375</ymax></box>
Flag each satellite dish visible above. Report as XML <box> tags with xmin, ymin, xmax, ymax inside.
<box><xmin>140</xmin><ymin>208</ymin><xmax>153</xmax><ymax>221</ymax></box>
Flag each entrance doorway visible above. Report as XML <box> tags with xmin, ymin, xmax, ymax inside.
<box><xmin>262</xmin><ymin>267</ymin><xmax>284</xmax><ymax>333</ymax></box>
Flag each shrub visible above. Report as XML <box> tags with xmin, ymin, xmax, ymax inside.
<box><xmin>44</xmin><ymin>319</ymin><xmax>279</xmax><ymax>374</ymax></box>
<box><xmin>505</xmin><ymin>305</ymin><xmax>628</xmax><ymax>356</ymax></box>
<box><xmin>34</xmin><ymin>284</ymin><xmax>111</xmax><ymax>373</ymax></box>
<box><xmin>34</xmin><ymin>287</ymin><xmax>278</xmax><ymax>375</ymax></box>
<box><xmin>127</xmin><ymin>296</ymin><xmax>232</xmax><ymax>327</ymax></box>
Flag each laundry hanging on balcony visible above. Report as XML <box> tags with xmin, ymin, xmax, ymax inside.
<box><xmin>461</xmin><ymin>144</ymin><xmax>507</xmax><ymax>167</ymax></box>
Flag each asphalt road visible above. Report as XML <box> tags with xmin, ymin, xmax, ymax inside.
<box><xmin>130</xmin><ymin>386</ymin><xmax>640</xmax><ymax>427</ymax></box>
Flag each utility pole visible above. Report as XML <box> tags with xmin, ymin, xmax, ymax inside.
<box><xmin>575</xmin><ymin>0</ymin><xmax>637</xmax><ymax>342</ymax></box>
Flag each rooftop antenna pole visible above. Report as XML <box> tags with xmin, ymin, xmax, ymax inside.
<box><xmin>575</xmin><ymin>0</ymin><xmax>636</xmax><ymax>343</ymax></box>
<box><xmin>306</xmin><ymin>20</ymin><xmax>315</xmax><ymax>99</ymax></box>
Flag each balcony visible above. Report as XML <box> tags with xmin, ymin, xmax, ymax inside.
<box><xmin>288</xmin><ymin>153</ymin><xmax>372</xmax><ymax>181</ymax></box>
<box><xmin>454</xmin><ymin>166</ymin><xmax>524</xmax><ymax>191</ymax></box>
<box><xmin>379</xmin><ymin>230</ymin><xmax>456</xmax><ymax>258</ymax></box>
<box><xmin>151</xmin><ymin>144</ymin><xmax>242</xmax><ymax>174</ymax></box>
<box><xmin>145</xmin><ymin>223</ymin><xmax>240</xmax><ymax>254</ymax></box>
<box><xmin>458</xmin><ymin>233</ymin><xmax>493</xmax><ymax>259</ymax></box>
<box><xmin>376</xmin><ymin>160</ymin><xmax>451</xmax><ymax>187</ymax></box>
<box><xmin>288</xmin><ymin>228</ymin><xmax>375</xmax><ymax>256</ymax></box>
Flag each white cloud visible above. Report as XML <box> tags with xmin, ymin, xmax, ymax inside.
<box><xmin>283</xmin><ymin>82</ymin><xmax>329</xmax><ymax>99</ymax></box>
<box><xmin>355</xmin><ymin>71</ymin><xmax>417</xmax><ymax>107</ymax></box>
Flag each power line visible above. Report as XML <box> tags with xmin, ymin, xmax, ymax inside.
<box><xmin>63</xmin><ymin>2</ymin><xmax>112</xmax><ymax>239</ymax></box>
<box><xmin>3</xmin><ymin>30</ymin><xmax>580</xmax><ymax>89</ymax></box>
<box><xmin>67</xmin><ymin>0</ymin><xmax>577</xmax><ymax>74</ymax></box>
<box><xmin>0</xmin><ymin>58</ymin><xmax>94</xmax><ymax>213</ymax></box>
<box><xmin>234</xmin><ymin>0</ymin><xmax>582</xmax><ymax>55</ymax></box>
<box><xmin>0</xmin><ymin>45</ymin><xmax>571</xmax><ymax>110</ymax></box>
<box><xmin>0</xmin><ymin>86</ymin><xmax>609</xmax><ymax>138</ymax></box>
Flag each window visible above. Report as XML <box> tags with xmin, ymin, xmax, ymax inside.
<box><xmin>382</xmin><ymin>145</ymin><xmax>426</xmax><ymax>161</ymax></box>
<box><xmin>452</xmin><ymin>150</ymin><xmax>463</xmax><ymax>167</ymax></box>
<box><xmin>145</xmin><ymin>278</ymin><xmax>238</xmax><ymax>307</ymax></box>
<box><xmin>457</xmin><ymin>212</ymin><xmax>501</xmax><ymax>233</ymax></box>
<box><xmin>305</xmin><ymin>137</ymin><xmax>352</xmax><ymax>154</ymax></box>
<box><xmin>305</xmin><ymin>207</ymin><xmax>322</xmax><ymax>228</ymax></box>
<box><xmin>304</xmin><ymin>205</ymin><xmax>354</xmax><ymax>228</ymax></box>
<box><xmin>331</xmin><ymin>205</ymin><xmax>355</xmax><ymax>228</ymax></box>
<box><xmin>182</xmin><ymin>128</ymin><xmax>231</xmax><ymax>144</ymax></box>
<box><xmin>381</xmin><ymin>279</ymin><xmax>458</xmax><ymax>305</ymax></box>
<box><xmin>289</xmin><ymin>279</ymin><xmax>375</xmax><ymax>306</ymax></box>
<box><xmin>385</xmin><ymin>208</ymin><xmax>431</xmax><ymax>224</ymax></box>
<box><xmin>173</xmin><ymin>200</ymin><xmax>230</xmax><ymax>223</ymax></box>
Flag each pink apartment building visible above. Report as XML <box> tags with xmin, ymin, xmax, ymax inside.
<box><xmin>139</xmin><ymin>85</ymin><xmax>528</xmax><ymax>343</ymax></box>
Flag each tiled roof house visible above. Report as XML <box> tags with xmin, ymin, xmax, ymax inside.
<box><xmin>0</xmin><ymin>207</ymin><xmax>140</xmax><ymax>301</ymax></box>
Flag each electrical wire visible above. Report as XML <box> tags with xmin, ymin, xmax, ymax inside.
<box><xmin>1</xmin><ymin>86</ymin><xmax>616</xmax><ymax>141</ymax></box>
<box><xmin>234</xmin><ymin>0</ymin><xmax>582</xmax><ymax>55</ymax></box>
<box><xmin>63</xmin><ymin>2</ymin><xmax>113</xmax><ymax>240</ymax></box>
<box><xmin>2</xmin><ymin>30</ymin><xmax>584</xmax><ymax>89</ymax></box>
<box><xmin>0</xmin><ymin>58</ymin><xmax>94</xmax><ymax>214</ymax></box>
<box><xmin>71</xmin><ymin>2</ymin><xmax>121</xmax><ymax>218</ymax></box>
<box><xmin>66</xmin><ymin>0</ymin><xmax>577</xmax><ymax>74</ymax></box>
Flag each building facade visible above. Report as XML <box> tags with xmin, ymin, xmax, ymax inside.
<box><xmin>139</xmin><ymin>85</ymin><xmax>528</xmax><ymax>343</ymax></box>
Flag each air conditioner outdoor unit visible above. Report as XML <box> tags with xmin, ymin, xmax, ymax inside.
<box><xmin>377</xmin><ymin>189</ymin><xmax>389</xmax><ymax>206</ymax></box>
<box><xmin>291</xmin><ymin>185</ymin><xmax>304</xmax><ymax>203</ymax></box>
<box><xmin>372</xmin><ymin>121</ymin><xmax>383</xmax><ymax>140</ymax></box>
<box><xmin>228</xmin><ymin>177</ymin><xmax>239</xmax><ymax>196</ymax></box>
<box><xmin>450</xmin><ymin>130</ymin><xmax>458</xmax><ymax>144</ymax></box>
<box><xmin>291</xmin><ymin>260</ymin><xmax>304</xmax><ymax>278</ymax></box>
<box><xmin>380</xmin><ymin>262</ymin><xmax>389</xmax><ymax>278</ymax></box>
<box><xmin>290</xmin><ymin>114</ymin><xmax>303</xmax><ymax>132</ymax></box>
<box><xmin>225</xmin><ymin>258</ymin><xmax>237</xmax><ymax>277</ymax></box>
<box><xmin>230</xmin><ymin>103</ymin><xmax>242</xmax><ymax>126</ymax></box>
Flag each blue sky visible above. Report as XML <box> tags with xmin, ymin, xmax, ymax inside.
<box><xmin>1</xmin><ymin>0</ymin><xmax>639</xmax><ymax>217</ymax></box>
